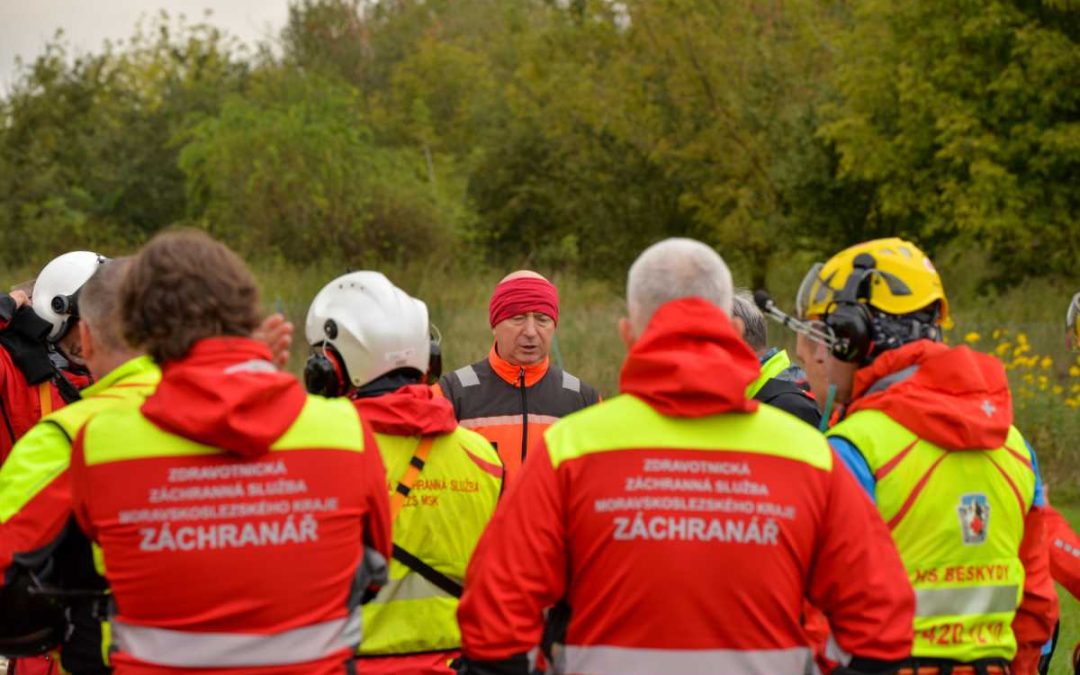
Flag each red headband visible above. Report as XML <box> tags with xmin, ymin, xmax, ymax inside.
<box><xmin>489</xmin><ymin>277</ymin><xmax>559</xmax><ymax>328</ymax></box>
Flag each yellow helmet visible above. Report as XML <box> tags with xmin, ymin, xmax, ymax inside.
<box><xmin>796</xmin><ymin>237</ymin><xmax>949</xmax><ymax>323</ymax></box>
<box><xmin>1068</xmin><ymin>291</ymin><xmax>1080</xmax><ymax>352</ymax></box>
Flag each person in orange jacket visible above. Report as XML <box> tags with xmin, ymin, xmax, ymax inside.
<box><xmin>456</xmin><ymin>238</ymin><xmax>915</xmax><ymax>675</ymax></box>
<box><xmin>436</xmin><ymin>271</ymin><xmax>599</xmax><ymax>483</ymax></box>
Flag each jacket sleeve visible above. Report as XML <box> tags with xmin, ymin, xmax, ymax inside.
<box><xmin>806</xmin><ymin>450</ymin><xmax>914</xmax><ymax>665</ymax></box>
<box><xmin>458</xmin><ymin>439</ymin><xmax>566</xmax><ymax>674</ymax></box>
<box><xmin>360</xmin><ymin>418</ymin><xmax>391</xmax><ymax>564</ymax></box>
<box><xmin>1010</xmin><ymin>506</ymin><xmax>1059</xmax><ymax>675</ymax></box>
<box><xmin>0</xmin><ymin>420</ymin><xmax>75</xmax><ymax>588</ymax></box>
<box><xmin>1044</xmin><ymin>504</ymin><xmax>1080</xmax><ymax>599</ymax></box>
<box><xmin>0</xmin><ymin>294</ymin><xmax>16</xmax><ymax>330</ymax></box>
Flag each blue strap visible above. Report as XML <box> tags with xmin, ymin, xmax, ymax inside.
<box><xmin>828</xmin><ymin>437</ymin><xmax>876</xmax><ymax>502</ymax></box>
<box><xmin>1025</xmin><ymin>439</ymin><xmax>1046</xmax><ymax>509</ymax></box>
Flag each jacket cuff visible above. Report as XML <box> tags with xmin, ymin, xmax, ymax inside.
<box><xmin>457</xmin><ymin>654</ymin><xmax>531</xmax><ymax>675</ymax></box>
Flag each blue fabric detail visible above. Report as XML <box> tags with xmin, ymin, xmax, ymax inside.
<box><xmin>829</xmin><ymin>437</ymin><xmax>876</xmax><ymax>502</ymax></box>
<box><xmin>1025</xmin><ymin>439</ymin><xmax>1046</xmax><ymax>509</ymax></box>
<box><xmin>759</xmin><ymin>347</ymin><xmax>780</xmax><ymax>365</ymax></box>
<box><xmin>1041</xmin><ymin>635</ymin><xmax>1054</xmax><ymax>656</ymax></box>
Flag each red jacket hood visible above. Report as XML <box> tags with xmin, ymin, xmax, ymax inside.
<box><xmin>141</xmin><ymin>337</ymin><xmax>308</xmax><ymax>458</ymax></box>
<box><xmin>848</xmin><ymin>340</ymin><xmax>1013</xmax><ymax>450</ymax></box>
<box><xmin>353</xmin><ymin>384</ymin><xmax>458</xmax><ymax>437</ymax></box>
<box><xmin>620</xmin><ymin>297</ymin><xmax>760</xmax><ymax>417</ymax></box>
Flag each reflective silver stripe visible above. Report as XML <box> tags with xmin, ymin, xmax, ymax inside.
<box><xmin>865</xmin><ymin>365</ymin><xmax>919</xmax><ymax>395</ymax></box>
<box><xmin>460</xmin><ymin>413</ymin><xmax>561</xmax><ymax>429</ymax></box>
<box><xmin>562</xmin><ymin>371</ymin><xmax>581</xmax><ymax>393</ymax></box>
<box><xmin>369</xmin><ymin>573</ymin><xmax>460</xmax><ymax>603</ymax></box>
<box><xmin>111</xmin><ymin>612</ymin><xmax>361</xmax><ymax>667</ymax></box>
<box><xmin>915</xmin><ymin>585</ymin><xmax>1019</xmax><ymax>618</ymax></box>
<box><xmin>556</xmin><ymin>645</ymin><xmax>812</xmax><ymax>675</ymax></box>
<box><xmin>454</xmin><ymin>365</ymin><xmax>480</xmax><ymax>388</ymax></box>
<box><xmin>824</xmin><ymin>634</ymin><xmax>852</xmax><ymax>667</ymax></box>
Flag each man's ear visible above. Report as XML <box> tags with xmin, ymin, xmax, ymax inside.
<box><xmin>78</xmin><ymin>320</ymin><xmax>95</xmax><ymax>363</ymax></box>
<box><xmin>731</xmin><ymin>315</ymin><xmax>746</xmax><ymax>338</ymax></box>
<box><xmin>618</xmin><ymin>317</ymin><xmax>635</xmax><ymax>350</ymax></box>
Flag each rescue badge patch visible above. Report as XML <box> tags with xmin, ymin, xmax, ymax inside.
<box><xmin>957</xmin><ymin>493</ymin><xmax>990</xmax><ymax>545</ymax></box>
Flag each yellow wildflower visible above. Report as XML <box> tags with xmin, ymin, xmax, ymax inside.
<box><xmin>1053</xmin><ymin>385</ymin><xmax>1064</xmax><ymax>395</ymax></box>
<box><xmin>1040</xmin><ymin>356</ymin><xmax>1053</xmax><ymax>370</ymax></box>
<box><xmin>964</xmin><ymin>332</ymin><xmax>981</xmax><ymax>344</ymax></box>
<box><xmin>1070</xmin><ymin>365</ymin><xmax>1080</xmax><ymax>378</ymax></box>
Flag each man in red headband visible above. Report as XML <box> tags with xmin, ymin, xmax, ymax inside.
<box><xmin>437</xmin><ymin>271</ymin><xmax>599</xmax><ymax>483</ymax></box>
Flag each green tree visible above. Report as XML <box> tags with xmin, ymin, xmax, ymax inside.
<box><xmin>821</xmin><ymin>0</ymin><xmax>1080</xmax><ymax>279</ymax></box>
<box><xmin>0</xmin><ymin>15</ymin><xmax>246</xmax><ymax>265</ymax></box>
<box><xmin>178</xmin><ymin>70</ymin><xmax>464</xmax><ymax>264</ymax></box>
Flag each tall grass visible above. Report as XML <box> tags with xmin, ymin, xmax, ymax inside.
<box><xmin>256</xmin><ymin>260</ymin><xmax>1079</xmax><ymax>502</ymax></box>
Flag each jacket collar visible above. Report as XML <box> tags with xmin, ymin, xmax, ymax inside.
<box><xmin>620</xmin><ymin>298</ymin><xmax>760</xmax><ymax>418</ymax></box>
<box><xmin>747</xmin><ymin>348</ymin><xmax>791</xmax><ymax>398</ymax></box>
<box><xmin>848</xmin><ymin>340</ymin><xmax>1013</xmax><ymax>450</ymax></box>
<box><xmin>82</xmin><ymin>355</ymin><xmax>158</xmax><ymax>398</ymax></box>
<box><xmin>488</xmin><ymin>344</ymin><xmax>550</xmax><ymax>387</ymax></box>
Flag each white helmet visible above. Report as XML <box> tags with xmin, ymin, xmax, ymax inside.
<box><xmin>32</xmin><ymin>251</ymin><xmax>108</xmax><ymax>342</ymax></box>
<box><xmin>305</xmin><ymin>271</ymin><xmax>430</xmax><ymax>389</ymax></box>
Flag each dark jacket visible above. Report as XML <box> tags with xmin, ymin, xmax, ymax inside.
<box><xmin>437</xmin><ymin>346</ymin><xmax>599</xmax><ymax>483</ymax></box>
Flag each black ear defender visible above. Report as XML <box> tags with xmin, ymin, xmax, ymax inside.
<box><xmin>304</xmin><ymin>344</ymin><xmax>348</xmax><ymax>397</ymax></box>
<box><xmin>427</xmin><ymin>338</ymin><xmax>442</xmax><ymax>386</ymax></box>
<box><xmin>824</xmin><ymin>253</ymin><xmax>878</xmax><ymax>364</ymax></box>
<box><xmin>304</xmin><ymin>319</ymin><xmax>350</xmax><ymax>397</ymax></box>
<box><xmin>51</xmin><ymin>289</ymin><xmax>80</xmax><ymax>317</ymax></box>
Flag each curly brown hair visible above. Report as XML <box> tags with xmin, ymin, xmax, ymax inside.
<box><xmin>121</xmin><ymin>229</ymin><xmax>261</xmax><ymax>363</ymax></box>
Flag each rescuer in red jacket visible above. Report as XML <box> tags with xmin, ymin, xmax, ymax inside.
<box><xmin>57</xmin><ymin>230</ymin><xmax>391</xmax><ymax>675</ymax></box>
<box><xmin>0</xmin><ymin>252</ymin><xmax>105</xmax><ymax>465</ymax></box>
<box><xmin>456</xmin><ymin>238</ymin><xmax>915</xmax><ymax>675</ymax></box>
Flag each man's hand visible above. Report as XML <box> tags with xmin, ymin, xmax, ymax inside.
<box><xmin>9</xmin><ymin>291</ymin><xmax>29</xmax><ymax>309</ymax></box>
<box><xmin>253</xmin><ymin>313</ymin><xmax>294</xmax><ymax>370</ymax></box>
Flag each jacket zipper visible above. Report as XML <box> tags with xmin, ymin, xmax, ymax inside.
<box><xmin>519</xmin><ymin>367</ymin><xmax>528</xmax><ymax>463</ymax></box>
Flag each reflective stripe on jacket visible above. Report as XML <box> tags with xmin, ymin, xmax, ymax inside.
<box><xmin>360</xmin><ymin>427</ymin><xmax>501</xmax><ymax>660</ymax></box>
<box><xmin>829</xmin><ymin>410</ymin><xmax>1036</xmax><ymax>662</ymax></box>
<box><xmin>438</xmin><ymin>349</ymin><xmax>599</xmax><ymax>483</ymax></box>
<box><xmin>459</xmin><ymin>394</ymin><xmax>914</xmax><ymax>673</ymax></box>
<box><xmin>71</xmin><ymin>393</ymin><xmax>390</xmax><ymax>675</ymax></box>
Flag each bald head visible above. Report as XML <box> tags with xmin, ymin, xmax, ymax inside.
<box><xmin>626</xmin><ymin>238</ymin><xmax>733</xmax><ymax>336</ymax></box>
<box><xmin>499</xmin><ymin>270</ymin><xmax>548</xmax><ymax>285</ymax></box>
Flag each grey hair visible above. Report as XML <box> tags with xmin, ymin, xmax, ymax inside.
<box><xmin>731</xmin><ymin>290</ymin><xmax>767</xmax><ymax>352</ymax></box>
<box><xmin>627</xmin><ymin>238</ymin><xmax>733</xmax><ymax>336</ymax></box>
<box><xmin>79</xmin><ymin>257</ymin><xmax>133</xmax><ymax>352</ymax></box>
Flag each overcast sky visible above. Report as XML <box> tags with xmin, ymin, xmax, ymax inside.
<box><xmin>0</xmin><ymin>0</ymin><xmax>290</xmax><ymax>91</ymax></box>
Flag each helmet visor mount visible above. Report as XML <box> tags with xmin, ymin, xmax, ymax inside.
<box><xmin>795</xmin><ymin>262</ymin><xmax>833</xmax><ymax>321</ymax></box>
<box><xmin>1068</xmin><ymin>292</ymin><xmax>1080</xmax><ymax>352</ymax></box>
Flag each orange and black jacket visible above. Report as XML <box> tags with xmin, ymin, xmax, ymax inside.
<box><xmin>437</xmin><ymin>346</ymin><xmax>599</xmax><ymax>483</ymax></box>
